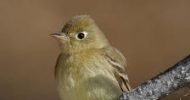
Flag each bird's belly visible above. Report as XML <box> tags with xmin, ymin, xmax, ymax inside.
<box><xmin>57</xmin><ymin>69</ymin><xmax>122</xmax><ymax>100</ymax></box>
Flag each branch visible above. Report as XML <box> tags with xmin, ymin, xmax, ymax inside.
<box><xmin>119</xmin><ymin>54</ymin><xmax>190</xmax><ymax>100</ymax></box>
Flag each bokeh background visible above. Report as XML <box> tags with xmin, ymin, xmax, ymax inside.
<box><xmin>0</xmin><ymin>0</ymin><xmax>190</xmax><ymax>100</ymax></box>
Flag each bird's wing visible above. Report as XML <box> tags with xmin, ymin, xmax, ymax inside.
<box><xmin>104</xmin><ymin>47</ymin><xmax>131</xmax><ymax>92</ymax></box>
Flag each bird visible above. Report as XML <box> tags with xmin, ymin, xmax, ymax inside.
<box><xmin>51</xmin><ymin>15</ymin><xmax>131</xmax><ymax>100</ymax></box>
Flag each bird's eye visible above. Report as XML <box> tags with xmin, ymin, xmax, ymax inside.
<box><xmin>76</xmin><ymin>32</ymin><xmax>87</xmax><ymax>40</ymax></box>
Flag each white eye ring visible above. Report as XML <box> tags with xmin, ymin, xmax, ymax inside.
<box><xmin>75</xmin><ymin>31</ymin><xmax>88</xmax><ymax>40</ymax></box>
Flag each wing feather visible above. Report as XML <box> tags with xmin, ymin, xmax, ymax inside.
<box><xmin>104</xmin><ymin>47</ymin><xmax>131</xmax><ymax>92</ymax></box>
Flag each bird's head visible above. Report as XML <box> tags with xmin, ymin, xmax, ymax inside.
<box><xmin>51</xmin><ymin>15</ymin><xmax>109</xmax><ymax>54</ymax></box>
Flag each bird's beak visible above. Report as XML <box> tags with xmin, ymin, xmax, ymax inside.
<box><xmin>50</xmin><ymin>33</ymin><xmax>69</xmax><ymax>40</ymax></box>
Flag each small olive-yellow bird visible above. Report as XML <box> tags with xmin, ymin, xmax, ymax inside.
<box><xmin>51</xmin><ymin>15</ymin><xmax>131</xmax><ymax>100</ymax></box>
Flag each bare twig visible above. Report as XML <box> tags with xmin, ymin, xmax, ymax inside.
<box><xmin>119</xmin><ymin>54</ymin><xmax>190</xmax><ymax>100</ymax></box>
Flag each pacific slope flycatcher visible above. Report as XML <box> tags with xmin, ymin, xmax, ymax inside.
<box><xmin>51</xmin><ymin>15</ymin><xmax>131</xmax><ymax>100</ymax></box>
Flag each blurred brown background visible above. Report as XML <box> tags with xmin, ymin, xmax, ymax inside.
<box><xmin>0</xmin><ymin>0</ymin><xmax>190</xmax><ymax>100</ymax></box>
